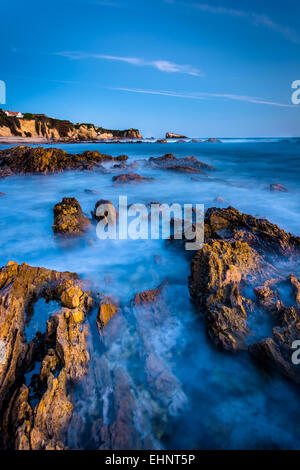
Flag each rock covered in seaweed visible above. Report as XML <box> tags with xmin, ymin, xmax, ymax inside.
<box><xmin>52</xmin><ymin>197</ymin><xmax>91</xmax><ymax>236</ymax></box>
<box><xmin>0</xmin><ymin>146</ymin><xmax>128</xmax><ymax>176</ymax></box>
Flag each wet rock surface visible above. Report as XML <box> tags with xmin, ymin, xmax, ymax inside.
<box><xmin>189</xmin><ymin>206</ymin><xmax>300</xmax><ymax>381</ymax></box>
<box><xmin>0</xmin><ymin>146</ymin><xmax>128</xmax><ymax>176</ymax></box>
<box><xmin>148</xmin><ymin>153</ymin><xmax>214</xmax><ymax>173</ymax></box>
<box><xmin>0</xmin><ymin>261</ymin><xmax>93</xmax><ymax>449</ymax></box>
<box><xmin>52</xmin><ymin>197</ymin><xmax>91</xmax><ymax>236</ymax></box>
<box><xmin>112</xmin><ymin>173</ymin><xmax>154</xmax><ymax>184</ymax></box>
<box><xmin>66</xmin><ymin>283</ymin><xmax>188</xmax><ymax>450</ymax></box>
<box><xmin>133</xmin><ymin>283</ymin><xmax>166</xmax><ymax>306</ymax></box>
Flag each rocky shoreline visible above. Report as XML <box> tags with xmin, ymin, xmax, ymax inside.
<box><xmin>0</xmin><ymin>143</ymin><xmax>300</xmax><ymax>449</ymax></box>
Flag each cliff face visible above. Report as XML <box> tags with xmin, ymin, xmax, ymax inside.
<box><xmin>0</xmin><ymin>110</ymin><xmax>142</xmax><ymax>141</ymax></box>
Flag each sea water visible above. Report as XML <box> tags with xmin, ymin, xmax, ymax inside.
<box><xmin>0</xmin><ymin>138</ymin><xmax>300</xmax><ymax>449</ymax></box>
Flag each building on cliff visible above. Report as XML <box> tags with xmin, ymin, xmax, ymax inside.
<box><xmin>4</xmin><ymin>111</ymin><xmax>23</xmax><ymax>118</ymax></box>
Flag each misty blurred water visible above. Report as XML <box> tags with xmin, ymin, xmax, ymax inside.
<box><xmin>1</xmin><ymin>139</ymin><xmax>300</xmax><ymax>449</ymax></box>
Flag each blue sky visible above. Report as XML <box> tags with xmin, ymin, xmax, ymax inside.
<box><xmin>1</xmin><ymin>0</ymin><xmax>300</xmax><ymax>137</ymax></box>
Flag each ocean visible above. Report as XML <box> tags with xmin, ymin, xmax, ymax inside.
<box><xmin>0</xmin><ymin>138</ymin><xmax>300</xmax><ymax>449</ymax></box>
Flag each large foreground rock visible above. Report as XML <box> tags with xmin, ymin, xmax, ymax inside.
<box><xmin>0</xmin><ymin>262</ymin><xmax>93</xmax><ymax>449</ymax></box>
<box><xmin>189</xmin><ymin>206</ymin><xmax>300</xmax><ymax>381</ymax></box>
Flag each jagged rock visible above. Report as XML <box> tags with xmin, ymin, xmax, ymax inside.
<box><xmin>156</xmin><ymin>139</ymin><xmax>167</xmax><ymax>143</ymax></box>
<box><xmin>96</xmin><ymin>296</ymin><xmax>118</xmax><ymax>332</ymax></box>
<box><xmin>133</xmin><ymin>283</ymin><xmax>165</xmax><ymax>306</ymax></box>
<box><xmin>0</xmin><ymin>261</ymin><xmax>93</xmax><ymax>449</ymax></box>
<box><xmin>112</xmin><ymin>173</ymin><xmax>154</xmax><ymax>184</ymax></box>
<box><xmin>249</xmin><ymin>275</ymin><xmax>300</xmax><ymax>382</ymax></box>
<box><xmin>61</xmin><ymin>285</ymin><xmax>83</xmax><ymax>309</ymax></box>
<box><xmin>0</xmin><ymin>146</ymin><xmax>128</xmax><ymax>176</ymax></box>
<box><xmin>189</xmin><ymin>240</ymin><xmax>262</xmax><ymax>351</ymax></box>
<box><xmin>189</xmin><ymin>206</ymin><xmax>300</xmax><ymax>379</ymax></box>
<box><xmin>270</xmin><ymin>183</ymin><xmax>288</xmax><ymax>193</ymax></box>
<box><xmin>204</xmin><ymin>206</ymin><xmax>300</xmax><ymax>259</ymax></box>
<box><xmin>148</xmin><ymin>153</ymin><xmax>214</xmax><ymax>173</ymax></box>
<box><xmin>52</xmin><ymin>197</ymin><xmax>91</xmax><ymax>236</ymax></box>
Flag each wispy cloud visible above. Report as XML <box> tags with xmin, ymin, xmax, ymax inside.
<box><xmin>110</xmin><ymin>87</ymin><xmax>296</xmax><ymax>108</ymax></box>
<box><xmin>56</xmin><ymin>51</ymin><xmax>204</xmax><ymax>76</ymax></box>
<box><xmin>165</xmin><ymin>1</ymin><xmax>300</xmax><ymax>44</ymax></box>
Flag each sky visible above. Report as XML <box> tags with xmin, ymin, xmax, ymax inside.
<box><xmin>1</xmin><ymin>0</ymin><xmax>300</xmax><ymax>137</ymax></box>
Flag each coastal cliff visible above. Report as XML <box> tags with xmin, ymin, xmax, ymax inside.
<box><xmin>0</xmin><ymin>109</ymin><xmax>142</xmax><ymax>142</ymax></box>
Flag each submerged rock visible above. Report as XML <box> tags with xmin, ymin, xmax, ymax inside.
<box><xmin>133</xmin><ymin>283</ymin><xmax>166</xmax><ymax>306</ymax></box>
<box><xmin>52</xmin><ymin>197</ymin><xmax>91</xmax><ymax>236</ymax></box>
<box><xmin>206</xmin><ymin>138</ymin><xmax>221</xmax><ymax>143</ymax></box>
<box><xmin>84</xmin><ymin>189</ymin><xmax>99</xmax><ymax>195</ymax></box>
<box><xmin>270</xmin><ymin>183</ymin><xmax>288</xmax><ymax>193</ymax></box>
<box><xmin>91</xmin><ymin>199</ymin><xmax>117</xmax><ymax>224</ymax></box>
<box><xmin>112</xmin><ymin>173</ymin><xmax>154</xmax><ymax>184</ymax></box>
<box><xmin>0</xmin><ymin>261</ymin><xmax>93</xmax><ymax>449</ymax></box>
<box><xmin>0</xmin><ymin>146</ymin><xmax>128</xmax><ymax>176</ymax></box>
<box><xmin>148</xmin><ymin>153</ymin><xmax>214</xmax><ymax>173</ymax></box>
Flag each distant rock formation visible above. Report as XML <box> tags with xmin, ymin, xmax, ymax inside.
<box><xmin>0</xmin><ymin>109</ymin><xmax>142</xmax><ymax>142</ymax></box>
<box><xmin>166</xmin><ymin>132</ymin><xmax>187</xmax><ymax>139</ymax></box>
<box><xmin>206</xmin><ymin>138</ymin><xmax>222</xmax><ymax>143</ymax></box>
